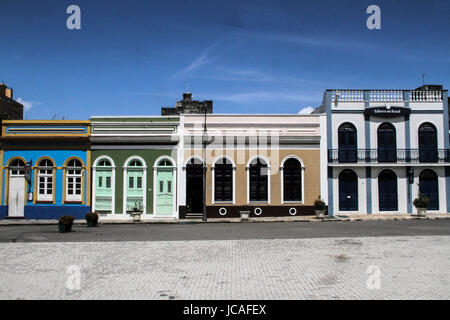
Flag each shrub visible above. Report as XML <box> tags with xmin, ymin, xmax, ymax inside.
<box><xmin>59</xmin><ymin>215</ymin><xmax>74</xmax><ymax>225</ymax></box>
<box><xmin>314</xmin><ymin>197</ymin><xmax>326</xmax><ymax>211</ymax></box>
<box><xmin>240</xmin><ymin>205</ymin><xmax>251</xmax><ymax>212</ymax></box>
<box><xmin>85</xmin><ymin>212</ymin><xmax>99</xmax><ymax>222</ymax></box>
<box><xmin>413</xmin><ymin>195</ymin><xmax>430</xmax><ymax>209</ymax></box>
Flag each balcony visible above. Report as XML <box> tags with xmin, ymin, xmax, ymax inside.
<box><xmin>328</xmin><ymin>149</ymin><xmax>450</xmax><ymax>164</ymax></box>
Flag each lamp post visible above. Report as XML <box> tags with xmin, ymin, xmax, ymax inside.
<box><xmin>25</xmin><ymin>160</ymin><xmax>33</xmax><ymax>201</ymax></box>
<box><xmin>202</xmin><ymin>104</ymin><xmax>214</xmax><ymax>222</ymax></box>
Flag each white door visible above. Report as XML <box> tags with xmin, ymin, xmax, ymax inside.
<box><xmin>8</xmin><ymin>176</ymin><xmax>25</xmax><ymax>217</ymax></box>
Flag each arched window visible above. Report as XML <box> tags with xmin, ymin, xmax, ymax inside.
<box><xmin>419</xmin><ymin>123</ymin><xmax>437</xmax><ymax>162</ymax></box>
<box><xmin>283</xmin><ymin>158</ymin><xmax>302</xmax><ymax>202</ymax></box>
<box><xmin>37</xmin><ymin>159</ymin><xmax>53</xmax><ymax>202</ymax></box>
<box><xmin>66</xmin><ymin>159</ymin><xmax>83</xmax><ymax>202</ymax></box>
<box><xmin>10</xmin><ymin>159</ymin><xmax>25</xmax><ymax>176</ymax></box>
<box><xmin>377</xmin><ymin>123</ymin><xmax>397</xmax><ymax>162</ymax></box>
<box><xmin>338</xmin><ymin>123</ymin><xmax>357</xmax><ymax>163</ymax></box>
<box><xmin>419</xmin><ymin>169</ymin><xmax>439</xmax><ymax>210</ymax></box>
<box><xmin>378</xmin><ymin>170</ymin><xmax>398</xmax><ymax>211</ymax></box>
<box><xmin>158</xmin><ymin>159</ymin><xmax>172</xmax><ymax>167</ymax></box>
<box><xmin>94</xmin><ymin>158</ymin><xmax>114</xmax><ymax>213</ymax></box>
<box><xmin>214</xmin><ymin>158</ymin><xmax>233</xmax><ymax>202</ymax></box>
<box><xmin>249</xmin><ymin>158</ymin><xmax>268</xmax><ymax>202</ymax></box>
<box><xmin>339</xmin><ymin>169</ymin><xmax>358</xmax><ymax>211</ymax></box>
<box><xmin>125</xmin><ymin>158</ymin><xmax>145</xmax><ymax>213</ymax></box>
<box><xmin>128</xmin><ymin>160</ymin><xmax>142</xmax><ymax>167</ymax></box>
<box><xmin>98</xmin><ymin>160</ymin><xmax>111</xmax><ymax>167</ymax></box>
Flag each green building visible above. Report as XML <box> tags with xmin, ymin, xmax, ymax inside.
<box><xmin>90</xmin><ymin>116</ymin><xmax>180</xmax><ymax>220</ymax></box>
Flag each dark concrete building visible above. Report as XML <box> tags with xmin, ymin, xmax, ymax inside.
<box><xmin>161</xmin><ymin>93</ymin><xmax>212</xmax><ymax>115</ymax></box>
<box><xmin>0</xmin><ymin>83</ymin><xmax>23</xmax><ymax>120</ymax></box>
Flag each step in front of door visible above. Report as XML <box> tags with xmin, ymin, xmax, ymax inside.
<box><xmin>184</xmin><ymin>213</ymin><xmax>203</xmax><ymax>219</ymax></box>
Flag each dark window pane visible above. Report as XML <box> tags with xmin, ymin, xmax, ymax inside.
<box><xmin>129</xmin><ymin>177</ymin><xmax>134</xmax><ymax>188</ymax></box>
<box><xmin>283</xmin><ymin>159</ymin><xmax>302</xmax><ymax>201</ymax></box>
<box><xmin>215</xmin><ymin>163</ymin><xmax>232</xmax><ymax>201</ymax></box>
<box><xmin>249</xmin><ymin>159</ymin><xmax>267</xmax><ymax>201</ymax></box>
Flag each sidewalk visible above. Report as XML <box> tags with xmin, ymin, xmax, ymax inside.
<box><xmin>0</xmin><ymin>213</ymin><xmax>449</xmax><ymax>226</ymax></box>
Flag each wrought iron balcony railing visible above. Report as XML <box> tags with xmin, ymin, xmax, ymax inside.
<box><xmin>328</xmin><ymin>149</ymin><xmax>450</xmax><ymax>164</ymax></box>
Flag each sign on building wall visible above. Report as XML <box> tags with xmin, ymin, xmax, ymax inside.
<box><xmin>364</xmin><ymin>106</ymin><xmax>411</xmax><ymax>117</ymax></box>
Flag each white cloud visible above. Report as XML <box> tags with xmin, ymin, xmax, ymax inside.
<box><xmin>210</xmin><ymin>92</ymin><xmax>312</xmax><ymax>103</ymax></box>
<box><xmin>192</xmin><ymin>67</ymin><xmax>328</xmax><ymax>89</ymax></box>
<box><xmin>171</xmin><ymin>52</ymin><xmax>215</xmax><ymax>79</ymax></box>
<box><xmin>197</xmin><ymin>91</ymin><xmax>321</xmax><ymax>105</ymax></box>
<box><xmin>16</xmin><ymin>98</ymin><xmax>40</xmax><ymax>112</ymax></box>
<box><xmin>298</xmin><ymin>106</ymin><xmax>315</xmax><ymax>114</ymax></box>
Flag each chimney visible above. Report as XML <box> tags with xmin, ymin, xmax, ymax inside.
<box><xmin>0</xmin><ymin>83</ymin><xmax>13</xmax><ymax>99</ymax></box>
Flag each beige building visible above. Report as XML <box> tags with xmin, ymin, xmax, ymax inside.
<box><xmin>178</xmin><ymin>114</ymin><xmax>325</xmax><ymax>218</ymax></box>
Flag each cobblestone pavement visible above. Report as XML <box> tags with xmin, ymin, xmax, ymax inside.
<box><xmin>1</xmin><ymin>235</ymin><xmax>449</xmax><ymax>299</ymax></box>
<box><xmin>1</xmin><ymin>219</ymin><xmax>450</xmax><ymax>242</ymax></box>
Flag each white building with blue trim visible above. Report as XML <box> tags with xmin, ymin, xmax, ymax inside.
<box><xmin>316</xmin><ymin>85</ymin><xmax>450</xmax><ymax>216</ymax></box>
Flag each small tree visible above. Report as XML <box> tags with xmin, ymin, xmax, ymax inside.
<box><xmin>314</xmin><ymin>196</ymin><xmax>326</xmax><ymax>211</ymax></box>
<box><xmin>413</xmin><ymin>194</ymin><xmax>430</xmax><ymax>209</ymax></box>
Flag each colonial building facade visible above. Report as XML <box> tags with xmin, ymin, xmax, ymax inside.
<box><xmin>0</xmin><ymin>120</ymin><xmax>91</xmax><ymax>219</ymax></box>
<box><xmin>179</xmin><ymin>114</ymin><xmax>325</xmax><ymax>218</ymax></box>
<box><xmin>90</xmin><ymin>116</ymin><xmax>180</xmax><ymax>220</ymax></box>
<box><xmin>316</xmin><ymin>87</ymin><xmax>450</xmax><ymax>216</ymax></box>
<box><xmin>0</xmin><ymin>87</ymin><xmax>448</xmax><ymax>220</ymax></box>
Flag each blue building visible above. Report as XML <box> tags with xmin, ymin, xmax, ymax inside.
<box><xmin>316</xmin><ymin>85</ymin><xmax>450</xmax><ymax>216</ymax></box>
<box><xmin>0</xmin><ymin>120</ymin><xmax>91</xmax><ymax>219</ymax></box>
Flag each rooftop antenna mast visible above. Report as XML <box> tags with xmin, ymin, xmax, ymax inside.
<box><xmin>422</xmin><ymin>73</ymin><xmax>425</xmax><ymax>86</ymax></box>
<box><xmin>185</xmin><ymin>77</ymin><xmax>190</xmax><ymax>93</ymax></box>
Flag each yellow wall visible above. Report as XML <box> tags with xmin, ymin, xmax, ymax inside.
<box><xmin>184</xmin><ymin>148</ymin><xmax>321</xmax><ymax>206</ymax></box>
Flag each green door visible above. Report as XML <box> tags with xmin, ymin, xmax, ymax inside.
<box><xmin>156</xmin><ymin>168</ymin><xmax>174</xmax><ymax>215</ymax></box>
<box><xmin>95</xmin><ymin>160</ymin><xmax>113</xmax><ymax>213</ymax></box>
<box><xmin>126</xmin><ymin>164</ymin><xmax>144</xmax><ymax>213</ymax></box>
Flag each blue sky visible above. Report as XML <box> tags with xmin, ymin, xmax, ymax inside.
<box><xmin>0</xmin><ymin>0</ymin><xmax>449</xmax><ymax>119</ymax></box>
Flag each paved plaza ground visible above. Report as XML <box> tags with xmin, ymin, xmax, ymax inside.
<box><xmin>0</xmin><ymin>220</ymin><xmax>449</xmax><ymax>299</ymax></box>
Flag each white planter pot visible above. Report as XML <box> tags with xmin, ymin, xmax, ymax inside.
<box><xmin>416</xmin><ymin>208</ymin><xmax>427</xmax><ymax>216</ymax></box>
<box><xmin>315</xmin><ymin>210</ymin><xmax>325</xmax><ymax>218</ymax></box>
<box><xmin>131</xmin><ymin>212</ymin><xmax>142</xmax><ymax>222</ymax></box>
<box><xmin>240</xmin><ymin>211</ymin><xmax>250</xmax><ymax>221</ymax></box>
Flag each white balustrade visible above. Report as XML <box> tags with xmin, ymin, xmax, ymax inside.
<box><xmin>410</xmin><ymin>90</ymin><xmax>442</xmax><ymax>102</ymax></box>
<box><xmin>333</xmin><ymin>89</ymin><xmax>443</xmax><ymax>102</ymax></box>
<box><xmin>369</xmin><ymin>90</ymin><xmax>403</xmax><ymax>102</ymax></box>
<box><xmin>332</xmin><ymin>90</ymin><xmax>364</xmax><ymax>102</ymax></box>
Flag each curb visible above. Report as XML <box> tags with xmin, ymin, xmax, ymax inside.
<box><xmin>0</xmin><ymin>214</ymin><xmax>449</xmax><ymax>226</ymax></box>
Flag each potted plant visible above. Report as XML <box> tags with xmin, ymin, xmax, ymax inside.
<box><xmin>413</xmin><ymin>194</ymin><xmax>429</xmax><ymax>216</ymax></box>
<box><xmin>239</xmin><ymin>205</ymin><xmax>251</xmax><ymax>221</ymax></box>
<box><xmin>314</xmin><ymin>197</ymin><xmax>326</xmax><ymax>218</ymax></box>
<box><xmin>130</xmin><ymin>201</ymin><xmax>143</xmax><ymax>222</ymax></box>
<box><xmin>58</xmin><ymin>215</ymin><xmax>74</xmax><ymax>233</ymax></box>
<box><xmin>85</xmin><ymin>212</ymin><xmax>99</xmax><ymax>227</ymax></box>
